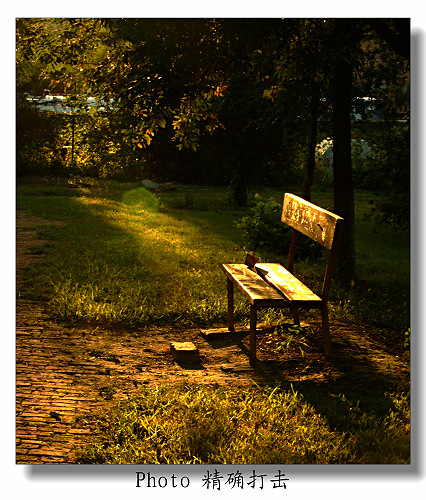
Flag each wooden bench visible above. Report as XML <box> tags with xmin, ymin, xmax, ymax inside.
<box><xmin>222</xmin><ymin>193</ymin><xmax>344</xmax><ymax>364</ymax></box>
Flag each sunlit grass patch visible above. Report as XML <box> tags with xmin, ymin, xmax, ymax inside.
<box><xmin>17</xmin><ymin>178</ymin><xmax>410</xmax><ymax>338</ymax></box>
<box><xmin>122</xmin><ymin>186</ymin><xmax>160</xmax><ymax>212</ymax></box>
<box><xmin>76</xmin><ymin>383</ymin><xmax>410</xmax><ymax>464</ymax></box>
<box><xmin>18</xmin><ymin>179</ymin><xmax>246</xmax><ymax>327</ymax></box>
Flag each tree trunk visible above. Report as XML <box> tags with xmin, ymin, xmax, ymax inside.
<box><xmin>230</xmin><ymin>163</ymin><xmax>248</xmax><ymax>207</ymax></box>
<box><xmin>232</xmin><ymin>177</ymin><xmax>248</xmax><ymax>206</ymax></box>
<box><xmin>302</xmin><ymin>84</ymin><xmax>320</xmax><ymax>202</ymax></box>
<box><xmin>332</xmin><ymin>56</ymin><xmax>356</xmax><ymax>284</ymax></box>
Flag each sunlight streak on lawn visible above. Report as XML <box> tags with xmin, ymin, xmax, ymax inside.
<box><xmin>122</xmin><ymin>187</ymin><xmax>159</xmax><ymax>212</ymax></box>
<box><xmin>68</xmin><ymin>189</ymin><xmax>238</xmax><ymax>325</ymax></box>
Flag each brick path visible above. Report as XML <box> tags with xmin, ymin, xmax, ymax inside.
<box><xmin>16</xmin><ymin>299</ymin><xmax>142</xmax><ymax>463</ymax></box>
<box><xmin>16</xmin><ymin>311</ymin><xmax>93</xmax><ymax>463</ymax></box>
<box><xmin>15</xmin><ymin>298</ymin><xmax>256</xmax><ymax>463</ymax></box>
<box><xmin>16</xmin><ymin>299</ymin><xmax>215</xmax><ymax>463</ymax></box>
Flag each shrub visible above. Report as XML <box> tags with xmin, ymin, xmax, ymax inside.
<box><xmin>353</xmin><ymin>123</ymin><xmax>410</xmax><ymax>229</ymax></box>
<box><xmin>16</xmin><ymin>97</ymin><xmax>66</xmax><ymax>177</ymax></box>
<box><xmin>237</xmin><ymin>195</ymin><xmax>322</xmax><ymax>260</ymax></box>
<box><xmin>369</xmin><ymin>193</ymin><xmax>410</xmax><ymax>229</ymax></box>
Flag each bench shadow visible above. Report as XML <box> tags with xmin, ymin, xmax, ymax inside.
<box><xmin>201</xmin><ymin>328</ymin><xmax>250</xmax><ymax>349</ymax></box>
<box><xmin>201</xmin><ymin>323</ymin><xmax>409</xmax><ymax>431</ymax></box>
<box><xmin>174</xmin><ymin>360</ymin><xmax>206</xmax><ymax>370</ymax></box>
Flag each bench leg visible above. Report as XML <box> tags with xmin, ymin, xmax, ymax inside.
<box><xmin>290</xmin><ymin>306</ymin><xmax>300</xmax><ymax>326</ymax></box>
<box><xmin>249</xmin><ymin>305</ymin><xmax>257</xmax><ymax>365</ymax></box>
<box><xmin>227</xmin><ymin>278</ymin><xmax>235</xmax><ymax>331</ymax></box>
<box><xmin>321</xmin><ymin>303</ymin><xmax>332</xmax><ymax>358</ymax></box>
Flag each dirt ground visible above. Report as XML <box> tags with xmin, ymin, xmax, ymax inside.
<box><xmin>15</xmin><ymin>212</ymin><xmax>410</xmax><ymax>463</ymax></box>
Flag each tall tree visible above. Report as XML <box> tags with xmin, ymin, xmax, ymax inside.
<box><xmin>330</xmin><ymin>18</ymin><xmax>410</xmax><ymax>283</ymax></box>
<box><xmin>329</xmin><ymin>20</ymin><xmax>365</xmax><ymax>283</ymax></box>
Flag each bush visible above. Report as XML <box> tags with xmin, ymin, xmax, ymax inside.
<box><xmin>366</xmin><ymin>125</ymin><xmax>410</xmax><ymax>229</ymax></box>
<box><xmin>369</xmin><ymin>193</ymin><xmax>410</xmax><ymax>229</ymax></box>
<box><xmin>237</xmin><ymin>195</ymin><xmax>290</xmax><ymax>253</ymax></box>
<box><xmin>236</xmin><ymin>195</ymin><xmax>323</xmax><ymax>260</ymax></box>
<box><xmin>16</xmin><ymin>98</ymin><xmax>66</xmax><ymax>177</ymax></box>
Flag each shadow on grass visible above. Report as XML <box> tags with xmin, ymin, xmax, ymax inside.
<box><xmin>203</xmin><ymin>321</ymin><xmax>409</xmax><ymax>439</ymax></box>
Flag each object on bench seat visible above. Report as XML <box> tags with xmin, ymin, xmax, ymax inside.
<box><xmin>222</xmin><ymin>193</ymin><xmax>344</xmax><ymax>364</ymax></box>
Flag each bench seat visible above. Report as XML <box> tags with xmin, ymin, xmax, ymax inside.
<box><xmin>255</xmin><ymin>263</ymin><xmax>322</xmax><ymax>306</ymax></box>
<box><xmin>222</xmin><ymin>263</ymin><xmax>322</xmax><ymax>307</ymax></box>
<box><xmin>222</xmin><ymin>264</ymin><xmax>286</xmax><ymax>307</ymax></box>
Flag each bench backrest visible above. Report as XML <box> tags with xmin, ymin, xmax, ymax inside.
<box><xmin>282</xmin><ymin>193</ymin><xmax>344</xmax><ymax>300</ymax></box>
<box><xmin>282</xmin><ymin>194</ymin><xmax>343</xmax><ymax>249</ymax></box>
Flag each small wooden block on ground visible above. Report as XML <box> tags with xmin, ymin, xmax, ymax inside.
<box><xmin>170</xmin><ymin>342</ymin><xmax>200</xmax><ymax>363</ymax></box>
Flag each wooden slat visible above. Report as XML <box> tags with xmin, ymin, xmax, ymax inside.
<box><xmin>222</xmin><ymin>264</ymin><xmax>286</xmax><ymax>307</ymax></box>
<box><xmin>282</xmin><ymin>193</ymin><xmax>343</xmax><ymax>250</ymax></box>
<box><xmin>255</xmin><ymin>263</ymin><xmax>322</xmax><ymax>306</ymax></box>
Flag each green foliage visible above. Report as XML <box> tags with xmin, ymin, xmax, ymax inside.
<box><xmin>317</xmin><ymin>122</ymin><xmax>410</xmax><ymax>230</ymax></box>
<box><xmin>76</xmin><ymin>383</ymin><xmax>410</xmax><ymax>464</ymax></box>
<box><xmin>237</xmin><ymin>194</ymin><xmax>322</xmax><ymax>259</ymax></box>
<box><xmin>65</xmin><ymin>112</ymin><xmax>149</xmax><ymax>180</ymax></box>
<box><xmin>16</xmin><ymin>98</ymin><xmax>152</xmax><ymax>181</ymax></box>
<box><xmin>237</xmin><ymin>195</ymin><xmax>290</xmax><ymax>253</ymax></box>
<box><xmin>367</xmin><ymin>125</ymin><xmax>410</xmax><ymax>229</ymax></box>
<box><xmin>370</xmin><ymin>193</ymin><xmax>410</xmax><ymax>229</ymax></box>
<box><xmin>352</xmin><ymin>124</ymin><xmax>409</xmax><ymax>187</ymax></box>
<box><xmin>16</xmin><ymin>18</ymin><xmax>111</xmax><ymax>96</ymax></box>
<box><xmin>274</xmin><ymin>325</ymin><xmax>310</xmax><ymax>357</ymax></box>
<box><xmin>16</xmin><ymin>18</ymin><xmax>409</xmax><ymax>214</ymax></box>
<box><xmin>16</xmin><ymin>98</ymin><xmax>66</xmax><ymax>176</ymax></box>
<box><xmin>404</xmin><ymin>328</ymin><xmax>410</xmax><ymax>353</ymax></box>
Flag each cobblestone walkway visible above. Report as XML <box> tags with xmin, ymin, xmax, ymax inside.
<box><xmin>15</xmin><ymin>300</ymin><xmax>256</xmax><ymax>463</ymax></box>
<box><xmin>16</xmin><ymin>302</ymin><xmax>96</xmax><ymax>463</ymax></box>
<box><xmin>16</xmin><ymin>299</ymin><xmax>145</xmax><ymax>463</ymax></box>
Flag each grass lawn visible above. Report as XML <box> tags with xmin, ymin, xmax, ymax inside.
<box><xmin>17</xmin><ymin>179</ymin><xmax>250</xmax><ymax>327</ymax></box>
<box><xmin>16</xmin><ymin>178</ymin><xmax>410</xmax><ymax>336</ymax></box>
<box><xmin>16</xmin><ymin>177</ymin><xmax>411</xmax><ymax>464</ymax></box>
<box><xmin>76</xmin><ymin>383</ymin><xmax>410</xmax><ymax>465</ymax></box>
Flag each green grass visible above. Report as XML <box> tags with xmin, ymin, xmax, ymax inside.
<box><xmin>16</xmin><ymin>178</ymin><xmax>410</xmax><ymax>341</ymax></box>
<box><xmin>17</xmin><ymin>177</ymin><xmax>410</xmax><ymax>465</ymax></box>
<box><xmin>17</xmin><ymin>178</ymin><xmax>247</xmax><ymax>327</ymax></box>
<box><xmin>76</xmin><ymin>382</ymin><xmax>410</xmax><ymax>464</ymax></box>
